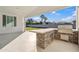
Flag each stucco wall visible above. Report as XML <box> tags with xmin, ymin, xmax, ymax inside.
<box><xmin>77</xmin><ymin>7</ymin><xmax>79</xmax><ymax>44</ymax></box>
<box><xmin>0</xmin><ymin>12</ymin><xmax>25</xmax><ymax>34</ymax></box>
<box><xmin>77</xmin><ymin>7</ymin><xmax>79</xmax><ymax>29</ymax></box>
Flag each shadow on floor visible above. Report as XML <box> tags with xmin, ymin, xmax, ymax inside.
<box><xmin>0</xmin><ymin>32</ymin><xmax>23</xmax><ymax>49</ymax></box>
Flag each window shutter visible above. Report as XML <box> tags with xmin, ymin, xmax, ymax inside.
<box><xmin>3</xmin><ymin>15</ymin><xmax>6</xmax><ymax>27</ymax></box>
<box><xmin>14</xmin><ymin>16</ymin><xmax>16</xmax><ymax>27</ymax></box>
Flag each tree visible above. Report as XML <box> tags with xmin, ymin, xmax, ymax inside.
<box><xmin>40</xmin><ymin>14</ymin><xmax>44</xmax><ymax>23</ymax></box>
<box><xmin>44</xmin><ymin>16</ymin><xmax>47</xmax><ymax>23</ymax></box>
<box><xmin>40</xmin><ymin>14</ymin><xmax>48</xmax><ymax>24</ymax></box>
<box><xmin>27</xmin><ymin>18</ymin><xmax>33</xmax><ymax>24</ymax></box>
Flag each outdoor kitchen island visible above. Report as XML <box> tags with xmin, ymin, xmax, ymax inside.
<box><xmin>31</xmin><ymin>28</ymin><xmax>57</xmax><ymax>49</ymax></box>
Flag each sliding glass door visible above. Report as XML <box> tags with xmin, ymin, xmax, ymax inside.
<box><xmin>3</xmin><ymin>15</ymin><xmax>16</xmax><ymax>27</ymax></box>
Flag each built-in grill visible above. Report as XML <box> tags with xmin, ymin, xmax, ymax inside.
<box><xmin>58</xmin><ymin>25</ymin><xmax>73</xmax><ymax>41</ymax></box>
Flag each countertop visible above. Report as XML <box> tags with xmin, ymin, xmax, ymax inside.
<box><xmin>31</xmin><ymin>28</ymin><xmax>57</xmax><ymax>33</ymax></box>
<box><xmin>31</xmin><ymin>28</ymin><xmax>78</xmax><ymax>34</ymax></box>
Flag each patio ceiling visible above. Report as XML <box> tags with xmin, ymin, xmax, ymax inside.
<box><xmin>0</xmin><ymin>6</ymin><xmax>67</xmax><ymax>17</ymax></box>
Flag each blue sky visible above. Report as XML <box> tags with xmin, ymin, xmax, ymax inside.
<box><xmin>26</xmin><ymin>6</ymin><xmax>76</xmax><ymax>22</ymax></box>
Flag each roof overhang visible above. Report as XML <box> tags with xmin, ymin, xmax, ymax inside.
<box><xmin>0</xmin><ymin>6</ymin><xmax>68</xmax><ymax>17</ymax></box>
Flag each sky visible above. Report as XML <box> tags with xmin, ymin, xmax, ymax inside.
<box><xmin>26</xmin><ymin>6</ymin><xmax>76</xmax><ymax>23</ymax></box>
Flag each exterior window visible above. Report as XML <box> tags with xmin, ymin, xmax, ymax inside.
<box><xmin>3</xmin><ymin>15</ymin><xmax>17</xmax><ymax>27</ymax></box>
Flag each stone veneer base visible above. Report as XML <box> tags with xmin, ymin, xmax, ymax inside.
<box><xmin>34</xmin><ymin>29</ymin><xmax>78</xmax><ymax>49</ymax></box>
<box><xmin>36</xmin><ymin>30</ymin><xmax>54</xmax><ymax>49</ymax></box>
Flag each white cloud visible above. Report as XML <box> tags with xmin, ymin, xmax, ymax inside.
<box><xmin>33</xmin><ymin>17</ymin><xmax>40</xmax><ymax>20</ymax></box>
<box><xmin>61</xmin><ymin>15</ymin><xmax>76</xmax><ymax>22</ymax></box>
<box><xmin>72</xmin><ymin>10</ymin><xmax>76</xmax><ymax>16</ymax></box>
<box><xmin>52</xmin><ymin>11</ymin><xmax>56</xmax><ymax>14</ymax></box>
<box><xmin>33</xmin><ymin>17</ymin><xmax>41</xmax><ymax>22</ymax></box>
<box><xmin>52</xmin><ymin>11</ymin><xmax>60</xmax><ymax>16</ymax></box>
<box><xmin>46</xmin><ymin>20</ymin><xmax>53</xmax><ymax>22</ymax></box>
<box><xmin>61</xmin><ymin>11</ymin><xmax>76</xmax><ymax>22</ymax></box>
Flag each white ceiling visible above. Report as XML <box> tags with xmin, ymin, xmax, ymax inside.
<box><xmin>0</xmin><ymin>6</ymin><xmax>67</xmax><ymax>17</ymax></box>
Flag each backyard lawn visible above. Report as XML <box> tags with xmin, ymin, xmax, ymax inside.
<box><xmin>25</xmin><ymin>27</ymin><xmax>41</xmax><ymax>31</ymax></box>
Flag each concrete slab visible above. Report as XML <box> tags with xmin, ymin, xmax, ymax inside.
<box><xmin>0</xmin><ymin>31</ymin><xmax>36</xmax><ymax>52</ymax></box>
<box><xmin>0</xmin><ymin>32</ymin><xmax>23</xmax><ymax>49</ymax></box>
